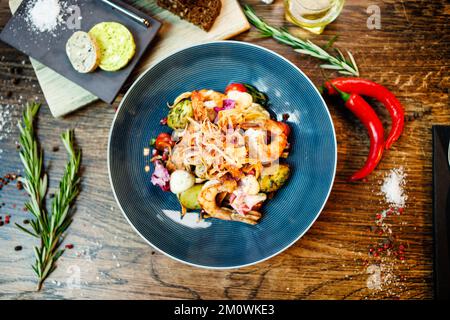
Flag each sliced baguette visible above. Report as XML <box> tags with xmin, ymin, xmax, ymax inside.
<box><xmin>89</xmin><ymin>22</ymin><xmax>136</xmax><ymax>72</ymax></box>
<box><xmin>66</xmin><ymin>31</ymin><xmax>101</xmax><ymax>73</ymax></box>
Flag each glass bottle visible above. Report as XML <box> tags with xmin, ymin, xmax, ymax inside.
<box><xmin>284</xmin><ymin>0</ymin><xmax>345</xmax><ymax>34</ymax></box>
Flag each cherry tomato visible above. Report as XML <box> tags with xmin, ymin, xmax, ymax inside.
<box><xmin>155</xmin><ymin>133</ymin><xmax>174</xmax><ymax>151</ymax></box>
<box><xmin>279</xmin><ymin>122</ymin><xmax>291</xmax><ymax>137</ymax></box>
<box><xmin>225</xmin><ymin>83</ymin><xmax>247</xmax><ymax>94</ymax></box>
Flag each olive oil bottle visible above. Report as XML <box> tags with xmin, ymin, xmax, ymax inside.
<box><xmin>284</xmin><ymin>0</ymin><xmax>345</xmax><ymax>34</ymax></box>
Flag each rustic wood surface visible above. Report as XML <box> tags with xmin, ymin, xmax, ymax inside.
<box><xmin>8</xmin><ymin>0</ymin><xmax>250</xmax><ymax>118</ymax></box>
<box><xmin>0</xmin><ymin>0</ymin><xmax>448</xmax><ymax>300</ymax></box>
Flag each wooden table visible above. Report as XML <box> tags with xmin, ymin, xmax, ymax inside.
<box><xmin>0</xmin><ymin>0</ymin><xmax>448</xmax><ymax>300</ymax></box>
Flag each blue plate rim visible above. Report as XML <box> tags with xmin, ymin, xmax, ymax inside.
<box><xmin>107</xmin><ymin>40</ymin><xmax>337</xmax><ymax>269</ymax></box>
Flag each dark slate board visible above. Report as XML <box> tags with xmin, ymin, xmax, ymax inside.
<box><xmin>432</xmin><ymin>126</ymin><xmax>450</xmax><ymax>300</ymax></box>
<box><xmin>0</xmin><ymin>0</ymin><xmax>161</xmax><ymax>104</ymax></box>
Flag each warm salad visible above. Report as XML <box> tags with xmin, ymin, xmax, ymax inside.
<box><xmin>147</xmin><ymin>83</ymin><xmax>292</xmax><ymax>225</ymax></box>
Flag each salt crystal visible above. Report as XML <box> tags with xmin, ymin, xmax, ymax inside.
<box><xmin>380</xmin><ymin>167</ymin><xmax>407</xmax><ymax>208</ymax></box>
<box><xmin>0</xmin><ymin>104</ymin><xmax>20</xmax><ymax>158</ymax></box>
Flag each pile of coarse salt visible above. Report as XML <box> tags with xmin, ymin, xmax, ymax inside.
<box><xmin>380</xmin><ymin>167</ymin><xmax>407</xmax><ymax>208</ymax></box>
<box><xmin>25</xmin><ymin>0</ymin><xmax>67</xmax><ymax>35</ymax></box>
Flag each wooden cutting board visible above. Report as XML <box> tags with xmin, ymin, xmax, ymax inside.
<box><xmin>9</xmin><ymin>0</ymin><xmax>250</xmax><ymax>117</ymax></box>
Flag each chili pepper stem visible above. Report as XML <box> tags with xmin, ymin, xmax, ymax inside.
<box><xmin>330</xmin><ymin>83</ymin><xmax>351</xmax><ymax>102</ymax></box>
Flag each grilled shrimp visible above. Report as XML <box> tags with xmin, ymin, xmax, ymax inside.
<box><xmin>198</xmin><ymin>179</ymin><xmax>262</xmax><ymax>225</ymax></box>
<box><xmin>192</xmin><ymin>90</ymin><xmax>226</xmax><ymax>122</ymax></box>
<box><xmin>243</xmin><ymin>119</ymin><xmax>288</xmax><ymax>164</ymax></box>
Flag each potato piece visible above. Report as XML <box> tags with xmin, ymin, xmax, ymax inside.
<box><xmin>179</xmin><ymin>184</ymin><xmax>204</xmax><ymax>210</ymax></box>
<box><xmin>259</xmin><ymin>164</ymin><xmax>290</xmax><ymax>193</ymax></box>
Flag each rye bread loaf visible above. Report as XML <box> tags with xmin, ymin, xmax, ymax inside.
<box><xmin>157</xmin><ymin>0</ymin><xmax>222</xmax><ymax>31</ymax></box>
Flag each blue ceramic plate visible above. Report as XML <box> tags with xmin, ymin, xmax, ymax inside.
<box><xmin>108</xmin><ymin>41</ymin><xmax>336</xmax><ymax>268</ymax></box>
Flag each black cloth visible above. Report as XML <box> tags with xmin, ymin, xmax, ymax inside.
<box><xmin>433</xmin><ymin>125</ymin><xmax>450</xmax><ymax>300</ymax></box>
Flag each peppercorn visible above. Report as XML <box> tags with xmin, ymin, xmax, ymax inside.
<box><xmin>14</xmin><ymin>245</ymin><xmax>22</xmax><ymax>251</ymax></box>
<box><xmin>65</xmin><ymin>244</ymin><xmax>74</xmax><ymax>249</ymax></box>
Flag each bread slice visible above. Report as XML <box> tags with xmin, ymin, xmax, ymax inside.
<box><xmin>89</xmin><ymin>22</ymin><xmax>136</xmax><ymax>72</ymax></box>
<box><xmin>66</xmin><ymin>31</ymin><xmax>100</xmax><ymax>73</ymax></box>
<box><xmin>157</xmin><ymin>0</ymin><xmax>222</xmax><ymax>31</ymax></box>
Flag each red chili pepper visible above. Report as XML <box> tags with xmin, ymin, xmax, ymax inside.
<box><xmin>324</xmin><ymin>78</ymin><xmax>404</xmax><ymax>150</ymax></box>
<box><xmin>333</xmin><ymin>87</ymin><xmax>385</xmax><ymax>181</ymax></box>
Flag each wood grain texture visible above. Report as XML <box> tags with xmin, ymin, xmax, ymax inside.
<box><xmin>0</xmin><ymin>0</ymin><xmax>449</xmax><ymax>300</ymax></box>
<box><xmin>8</xmin><ymin>0</ymin><xmax>250</xmax><ymax>117</ymax></box>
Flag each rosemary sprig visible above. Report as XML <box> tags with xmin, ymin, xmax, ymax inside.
<box><xmin>16</xmin><ymin>103</ymin><xmax>81</xmax><ymax>291</ymax></box>
<box><xmin>243</xmin><ymin>5</ymin><xmax>360</xmax><ymax>76</ymax></box>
